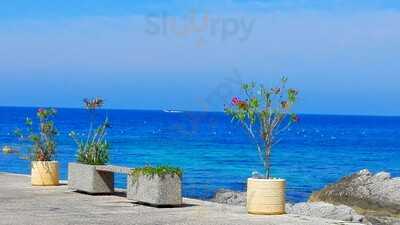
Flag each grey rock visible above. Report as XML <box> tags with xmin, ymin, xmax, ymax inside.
<box><xmin>251</xmin><ymin>171</ymin><xmax>266</xmax><ymax>179</ymax></box>
<box><xmin>127</xmin><ymin>173</ymin><xmax>182</xmax><ymax>206</ymax></box>
<box><xmin>285</xmin><ymin>202</ymin><xmax>367</xmax><ymax>223</ymax></box>
<box><xmin>211</xmin><ymin>189</ymin><xmax>246</xmax><ymax>206</ymax></box>
<box><xmin>68</xmin><ymin>163</ymin><xmax>114</xmax><ymax>194</ymax></box>
<box><xmin>309</xmin><ymin>169</ymin><xmax>400</xmax><ymax>225</ymax></box>
<box><xmin>212</xmin><ymin>189</ymin><xmax>367</xmax><ymax>223</ymax></box>
<box><xmin>374</xmin><ymin>172</ymin><xmax>391</xmax><ymax>181</ymax></box>
<box><xmin>2</xmin><ymin>146</ymin><xmax>16</xmax><ymax>154</ymax></box>
<box><xmin>365</xmin><ymin>216</ymin><xmax>400</xmax><ymax>225</ymax></box>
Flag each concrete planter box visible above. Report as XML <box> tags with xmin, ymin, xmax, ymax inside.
<box><xmin>68</xmin><ymin>163</ymin><xmax>114</xmax><ymax>194</ymax></box>
<box><xmin>127</xmin><ymin>173</ymin><xmax>182</xmax><ymax>206</ymax></box>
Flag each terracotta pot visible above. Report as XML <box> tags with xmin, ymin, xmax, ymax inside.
<box><xmin>246</xmin><ymin>178</ymin><xmax>286</xmax><ymax>215</ymax></box>
<box><xmin>31</xmin><ymin>161</ymin><xmax>59</xmax><ymax>186</ymax></box>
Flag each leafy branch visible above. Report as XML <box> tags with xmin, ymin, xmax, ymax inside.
<box><xmin>225</xmin><ymin>77</ymin><xmax>299</xmax><ymax>178</ymax></box>
<box><xmin>13</xmin><ymin>108</ymin><xmax>58</xmax><ymax>161</ymax></box>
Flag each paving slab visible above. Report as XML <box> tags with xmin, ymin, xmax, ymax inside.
<box><xmin>0</xmin><ymin>173</ymin><xmax>362</xmax><ymax>225</ymax></box>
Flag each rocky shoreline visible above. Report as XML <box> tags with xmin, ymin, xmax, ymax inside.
<box><xmin>211</xmin><ymin>170</ymin><xmax>400</xmax><ymax>225</ymax></box>
<box><xmin>310</xmin><ymin>169</ymin><xmax>400</xmax><ymax>225</ymax></box>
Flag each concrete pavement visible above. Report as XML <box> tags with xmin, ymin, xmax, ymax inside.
<box><xmin>0</xmin><ymin>173</ymin><xmax>362</xmax><ymax>225</ymax></box>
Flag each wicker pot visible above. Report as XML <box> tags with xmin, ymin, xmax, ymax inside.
<box><xmin>246</xmin><ymin>178</ymin><xmax>286</xmax><ymax>215</ymax></box>
<box><xmin>31</xmin><ymin>161</ymin><xmax>59</xmax><ymax>186</ymax></box>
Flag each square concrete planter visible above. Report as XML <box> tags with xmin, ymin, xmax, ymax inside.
<box><xmin>68</xmin><ymin>162</ymin><xmax>114</xmax><ymax>194</ymax></box>
<box><xmin>127</xmin><ymin>173</ymin><xmax>182</xmax><ymax>206</ymax></box>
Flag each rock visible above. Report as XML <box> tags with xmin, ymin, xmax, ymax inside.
<box><xmin>375</xmin><ymin>172</ymin><xmax>391</xmax><ymax>180</ymax></box>
<box><xmin>285</xmin><ymin>202</ymin><xmax>368</xmax><ymax>223</ymax></box>
<box><xmin>309</xmin><ymin>169</ymin><xmax>400</xmax><ymax>225</ymax></box>
<box><xmin>211</xmin><ymin>189</ymin><xmax>246</xmax><ymax>206</ymax></box>
<box><xmin>365</xmin><ymin>216</ymin><xmax>400</xmax><ymax>225</ymax></box>
<box><xmin>2</xmin><ymin>146</ymin><xmax>16</xmax><ymax>154</ymax></box>
<box><xmin>212</xmin><ymin>189</ymin><xmax>367</xmax><ymax>223</ymax></box>
<box><xmin>251</xmin><ymin>171</ymin><xmax>266</xmax><ymax>179</ymax></box>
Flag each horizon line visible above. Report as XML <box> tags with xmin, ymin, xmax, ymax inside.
<box><xmin>0</xmin><ymin>105</ymin><xmax>399</xmax><ymax>118</ymax></box>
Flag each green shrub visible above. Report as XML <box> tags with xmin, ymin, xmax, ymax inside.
<box><xmin>225</xmin><ymin>77</ymin><xmax>299</xmax><ymax>178</ymax></box>
<box><xmin>14</xmin><ymin>108</ymin><xmax>58</xmax><ymax>161</ymax></box>
<box><xmin>69</xmin><ymin>97</ymin><xmax>110</xmax><ymax>165</ymax></box>
<box><xmin>131</xmin><ymin>166</ymin><xmax>183</xmax><ymax>180</ymax></box>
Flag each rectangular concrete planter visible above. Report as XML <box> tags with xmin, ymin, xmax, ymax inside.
<box><xmin>68</xmin><ymin>162</ymin><xmax>114</xmax><ymax>194</ymax></box>
<box><xmin>127</xmin><ymin>173</ymin><xmax>182</xmax><ymax>206</ymax></box>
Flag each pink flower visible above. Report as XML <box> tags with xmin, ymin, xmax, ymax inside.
<box><xmin>231</xmin><ymin>97</ymin><xmax>240</xmax><ymax>105</ymax></box>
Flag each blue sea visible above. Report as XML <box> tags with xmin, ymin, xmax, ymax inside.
<box><xmin>0</xmin><ymin>107</ymin><xmax>399</xmax><ymax>203</ymax></box>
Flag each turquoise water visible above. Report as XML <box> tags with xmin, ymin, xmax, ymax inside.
<box><xmin>0</xmin><ymin>107</ymin><xmax>399</xmax><ymax>202</ymax></box>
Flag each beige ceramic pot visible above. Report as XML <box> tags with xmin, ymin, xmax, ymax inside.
<box><xmin>246</xmin><ymin>178</ymin><xmax>286</xmax><ymax>215</ymax></box>
<box><xmin>31</xmin><ymin>161</ymin><xmax>59</xmax><ymax>186</ymax></box>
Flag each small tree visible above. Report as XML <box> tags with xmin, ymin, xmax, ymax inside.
<box><xmin>225</xmin><ymin>77</ymin><xmax>299</xmax><ymax>179</ymax></box>
<box><xmin>14</xmin><ymin>108</ymin><xmax>58</xmax><ymax>161</ymax></box>
<box><xmin>69</xmin><ymin>98</ymin><xmax>110</xmax><ymax>165</ymax></box>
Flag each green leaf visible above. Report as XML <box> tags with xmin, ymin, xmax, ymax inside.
<box><xmin>25</xmin><ymin>118</ymin><xmax>33</xmax><ymax>127</ymax></box>
<box><xmin>249</xmin><ymin>97</ymin><xmax>259</xmax><ymax>108</ymax></box>
<box><xmin>14</xmin><ymin>129</ymin><xmax>23</xmax><ymax>138</ymax></box>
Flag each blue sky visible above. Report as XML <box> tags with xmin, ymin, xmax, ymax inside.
<box><xmin>1</xmin><ymin>1</ymin><xmax>400</xmax><ymax>115</ymax></box>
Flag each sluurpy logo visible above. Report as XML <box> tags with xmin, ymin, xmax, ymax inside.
<box><xmin>144</xmin><ymin>10</ymin><xmax>256</xmax><ymax>46</ymax></box>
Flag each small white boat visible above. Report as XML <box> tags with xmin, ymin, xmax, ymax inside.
<box><xmin>163</xmin><ymin>110</ymin><xmax>183</xmax><ymax>113</ymax></box>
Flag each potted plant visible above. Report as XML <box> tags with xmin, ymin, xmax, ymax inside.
<box><xmin>127</xmin><ymin>166</ymin><xmax>183</xmax><ymax>206</ymax></box>
<box><xmin>13</xmin><ymin>108</ymin><xmax>59</xmax><ymax>186</ymax></box>
<box><xmin>225</xmin><ymin>77</ymin><xmax>299</xmax><ymax>215</ymax></box>
<box><xmin>68</xmin><ymin>98</ymin><xmax>113</xmax><ymax>194</ymax></box>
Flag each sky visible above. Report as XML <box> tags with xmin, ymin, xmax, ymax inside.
<box><xmin>0</xmin><ymin>1</ymin><xmax>400</xmax><ymax>116</ymax></box>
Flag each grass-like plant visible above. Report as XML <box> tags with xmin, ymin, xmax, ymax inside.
<box><xmin>14</xmin><ymin>108</ymin><xmax>58</xmax><ymax>161</ymax></box>
<box><xmin>69</xmin><ymin>98</ymin><xmax>110</xmax><ymax>165</ymax></box>
<box><xmin>131</xmin><ymin>166</ymin><xmax>183</xmax><ymax>180</ymax></box>
<box><xmin>225</xmin><ymin>77</ymin><xmax>299</xmax><ymax>179</ymax></box>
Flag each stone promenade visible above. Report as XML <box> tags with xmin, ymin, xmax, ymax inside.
<box><xmin>0</xmin><ymin>173</ymin><xmax>362</xmax><ymax>225</ymax></box>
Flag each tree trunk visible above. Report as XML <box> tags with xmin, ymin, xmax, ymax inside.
<box><xmin>265</xmin><ymin>144</ymin><xmax>272</xmax><ymax>179</ymax></box>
